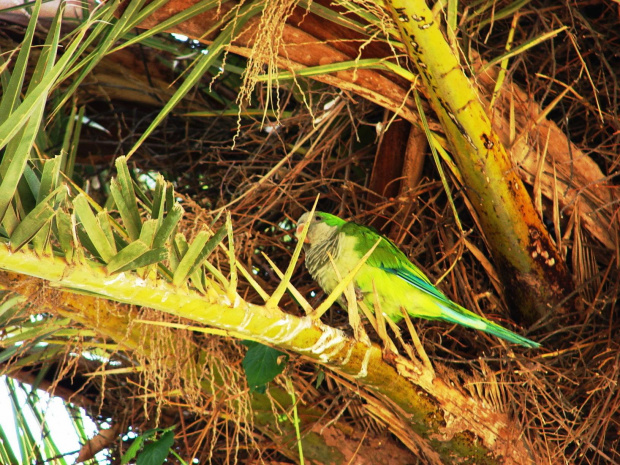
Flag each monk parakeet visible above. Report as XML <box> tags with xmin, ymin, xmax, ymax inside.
<box><xmin>296</xmin><ymin>211</ymin><xmax>540</xmax><ymax>348</ymax></box>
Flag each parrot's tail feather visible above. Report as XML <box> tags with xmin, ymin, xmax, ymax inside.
<box><xmin>438</xmin><ymin>304</ymin><xmax>541</xmax><ymax>349</ymax></box>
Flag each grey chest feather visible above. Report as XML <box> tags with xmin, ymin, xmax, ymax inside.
<box><xmin>304</xmin><ymin>231</ymin><xmax>343</xmax><ymax>294</ymax></box>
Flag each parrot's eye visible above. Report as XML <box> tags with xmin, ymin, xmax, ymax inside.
<box><xmin>315</xmin><ymin>215</ymin><xmax>322</xmax><ymax>221</ymax></box>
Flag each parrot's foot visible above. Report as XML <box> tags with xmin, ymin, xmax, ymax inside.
<box><xmin>397</xmin><ymin>309</ymin><xmax>435</xmax><ymax>375</ymax></box>
<box><xmin>343</xmin><ymin>284</ymin><xmax>371</xmax><ymax>346</ymax></box>
<box><xmin>409</xmin><ymin>330</ymin><xmax>434</xmax><ymax>373</ymax></box>
<box><xmin>352</xmin><ymin>322</ymin><xmax>371</xmax><ymax>347</ymax></box>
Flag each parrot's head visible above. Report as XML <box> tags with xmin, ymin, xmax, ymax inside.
<box><xmin>295</xmin><ymin>211</ymin><xmax>344</xmax><ymax>246</ymax></box>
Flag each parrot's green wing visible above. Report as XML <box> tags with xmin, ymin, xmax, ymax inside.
<box><xmin>341</xmin><ymin>221</ymin><xmax>449</xmax><ymax>304</ymax></box>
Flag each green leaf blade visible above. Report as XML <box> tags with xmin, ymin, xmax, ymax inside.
<box><xmin>242</xmin><ymin>341</ymin><xmax>288</xmax><ymax>392</ymax></box>
<box><xmin>136</xmin><ymin>430</ymin><xmax>175</xmax><ymax>465</ymax></box>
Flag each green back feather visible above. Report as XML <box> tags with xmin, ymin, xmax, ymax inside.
<box><xmin>340</xmin><ymin>221</ymin><xmax>448</xmax><ymax>303</ymax></box>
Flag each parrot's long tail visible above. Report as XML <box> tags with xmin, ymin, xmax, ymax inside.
<box><xmin>438</xmin><ymin>304</ymin><xmax>541</xmax><ymax>349</ymax></box>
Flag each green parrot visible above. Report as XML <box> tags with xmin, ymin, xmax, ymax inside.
<box><xmin>296</xmin><ymin>211</ymin><xmax>540</xmax><ymax>348</ymax></box>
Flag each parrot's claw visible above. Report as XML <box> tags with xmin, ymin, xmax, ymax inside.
<box><xmin>353</xmin><ymin>324</ymin><xmax>372</xmax><ymax>347</ymax></box>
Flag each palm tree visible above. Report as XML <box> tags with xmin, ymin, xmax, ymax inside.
<box><xmin>0</xmin><ymin>0</ymin><xmax>617</xmax><ymax>463</ymax></box>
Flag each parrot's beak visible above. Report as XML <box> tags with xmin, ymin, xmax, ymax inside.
<box><xmin>295</xmin><ymin>223</ymin><xmax>310</xmax><ymax>243</ymax></box>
